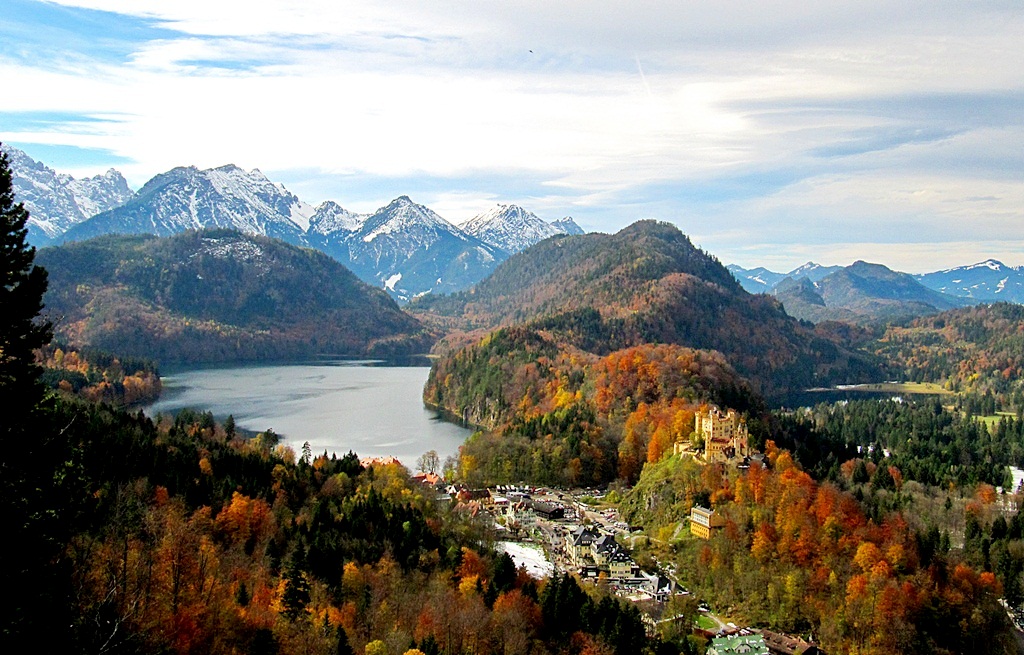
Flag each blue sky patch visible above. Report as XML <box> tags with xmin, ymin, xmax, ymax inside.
<box><xmin>2</xmin><ymin>0</ymin><xmax>176</xmax><ymax>66</ymax></box>
<box><xmin>5</xmin><ymin>140</ymin><xmax>133</xmax><ymax>170</ymax></box>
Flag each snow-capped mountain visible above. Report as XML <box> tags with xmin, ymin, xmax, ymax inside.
<box><xmin>62</xmin><ymin>164</ymin><xmax>314</xmax><ymax>247</ymax></box>
<box><xmin>346</xmin><ymin>196</ymin><xmax>502</xmax><ymax>300</ymax></box>
<box><xmin>916</xmin><ymin>260</ymin><xmax>1024</xmax><ymax>304</ymax></box>
<box><xmin>460</xmin><ymin>204</ymin><xmax>575</xmax><ymax>254</ymax></box>
<box><xmin>9</xmin><ymin>147</ymin><xmax>595</xmax><ymax>301</ymax></box>
<box><xmin>551</xmin><ymin>216</ymin><xmax>584</xmax><ymax>236</ymax></box>
<box><xmin>726</xmin><ymin>265</ymin><xmax>789</xmax><ymax>294</ymax></box>
<box><xmin>305</xmin><ymin>200</ymin><xmax>368</xmax><ymax>262</ymax></box>
<box><xmin>3</xmin><ymin>144</ymin><xmax>134</xmax><ymax>245</ymax></box>
<box><xmin>308</xmin><ymin>200</ymin><xmax>366</xmax><ymax>236</ymax></box>
<box><xmin>728</xmin><ymin>262</ymin><xmax>844</xmax><ymax>293</ymax></box>
<box><xmin>787</xmin><ymin>262</ymin><xmax>844</xmax><ymax>283</ymax></box>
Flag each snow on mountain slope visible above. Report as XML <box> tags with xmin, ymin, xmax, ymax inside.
<box><xmin>3</xmin><ymin>144</ymin><xmax>134</xmax><ymax>245</ymax></box>
<box><xmin>7</xmin><ymin>145</ymin><xmax>596</xmax><ymax>301</ymax></box>
<box><xmin>61</xmin><ymin>164</ymin><xmax>311</xmax><ymax>247</ymax></box>
<box><xmin>551</xmin><ymin>216</ymin><xmax>585</xmax><ymax>236</ymax></box>
<box><xmin>346</xmin><ymin>196</ymin><xmax>504</xmax><ymax>300</ymax></box>
<box><xmin>358</xmin><ymin>196</ymin><xmax>457</xmax><ymax>246</ymax></box>
<box><xmin>461</xmin><ymin>204</ymin><xmax>586</xmax><ymax>253</ymax></box>
<box><xmin>460</xmin><ymin>204</ymin><xmax>560</xmax><ymax>254</ymax></box>
<box><xmin>727</xmin><ymin>264</ymin><xmax>789</xmax><ymax>293</ymax></box>
<box><xmin>307</xmin><ymin>200</ymin><xmax>367</xmax><ymax>236</ymax></box>
<box><xmin>917</xmin><ymin>260</ymin><xmax>1024</xmax><ymax>303</ymax></box>
<box><xmin>787</xmin><ymin>262</ymin><xmax>843</xmax><ymax>283</ymax></box>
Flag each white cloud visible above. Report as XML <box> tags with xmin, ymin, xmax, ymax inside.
<box><xmin>2</xmin><ymin>0</ymin><xmax>1022</xmax><ymax>269</ymax></box>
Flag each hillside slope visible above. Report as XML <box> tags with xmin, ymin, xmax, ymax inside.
<box><xmin>415</xmin><ymin>221</ymin><xmax>880</xmax><ymax>397</ymax></box>
<box><xmin>38</xmin><ymin>231</ymin><xmax>434</xmax><ymax>363</ymax></box>
<box><xmin>871</xmin><ymin>302</ymin><xmax>1024</xmax><ymax>405</ymax></box>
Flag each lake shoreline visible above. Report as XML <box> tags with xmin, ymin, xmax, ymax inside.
<box><xmin>143</xmin><ymin>361</ymin><xmax>472</xmax><ymax>465</ymax></box>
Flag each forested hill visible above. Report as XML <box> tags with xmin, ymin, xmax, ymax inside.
<box><xmin>415</xmin><ymin>220</ymin><xmax>881</xmax><ymax>397</ymax></box>
<box><xmin>872</xmin><ymin>302</ymin><xmax>1024</xmax><ymax>407</ymax></box>
<box><xmin>414</xmin><ymin>220</ymin><xmax>739</xmax><ymax>325</ymax></box>
<box><xmin>37</xmin><ymin>230</ymin><xmax>435</xmax><ymax>364</ymax></box>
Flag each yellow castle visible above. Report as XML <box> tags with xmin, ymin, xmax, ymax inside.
<box><xmin>678</xmin><ymin>405</ymin><xmax>749</xmax><ymax>462</ymax></box>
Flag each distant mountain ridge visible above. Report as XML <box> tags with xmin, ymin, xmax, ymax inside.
<box><xmin>8</xmin><ymin>146</ymin><xmax>583</xmax><ymax>301</ymax></box>
<box><xmin>62</xmin><ymin>164</ymin><xmax>314</xmax><ymax>247</ymax></box>
<box><xmin>728</xmin><ymin>262</ymin><xmax>842</xmax><ymax>293</ymax></box>
<box><xmin>730</xmin><ymin>259</ymin><xmax>1022</xmax><ymax>306</ymax></box>
<box><xmin>771</xmin><ymin>261</ymin><xmax>972</xmax><ymax>323</ymax></box>
<box><xmin>2</xmin><ymin>144</ymin><xmax>134</xmax><ymax>245</ymax></box>
<box><xmin>916</xmin><ymin>259</ymin><xmax>1024</xmax><ymax>303</ymax></box>
<box><xmin>460</xmin><ymin>204</ymin><xmax>582</xmax><ymax>254</ymax></box>
<box><xmin>342</xmin><ymin>196</ymin><xmax>503</xmax><ymax>300</ymax></box>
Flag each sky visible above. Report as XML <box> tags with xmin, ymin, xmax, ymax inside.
<box><xmin>2</xmin><ymin>0</ymin><xmax>1022</xmax><ymax>273</ymax></box>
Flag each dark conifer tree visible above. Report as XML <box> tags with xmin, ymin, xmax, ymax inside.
<box><xmin>0</xmin><ymin>143</ymin><xmax>67</xmax><ymax>650</ymax></box>
<box><xmin>282</xmin><ymin>544</ymin><xmax>311</xmax><ymax>620</ymax></box>
<box><xmin>335</xmin><ymin>626</ymin><xmax>355</xmax><ymax>655</ymax></box>
<box><xmin>0</xmin><ymin>145</ymin><xmax>51</xmax><ymax>405</ymax></box>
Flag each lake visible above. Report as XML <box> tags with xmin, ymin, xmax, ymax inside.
<box><xmin>143</xmin><ymin>360</ymin><xmax>473</xmax><ymax>466</ymax></box>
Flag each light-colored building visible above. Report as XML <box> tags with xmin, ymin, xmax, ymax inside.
<box><xmin>690</xmin><ymin>505</ymin><xmax>726</xmax><ymax>540</ymax></box>
<box><xmin>569</xmin><ymin>526</ymin><xmax>601</xmax><ymax>568</ymax></box>
<box><xmin>607</xmin><ymin>549</ymin><xmax>639</xmax><ymax>578</ymax></box>
<box><xmin>591</xmin><ymin>534</ymin><xmax>620</xmax><ymax>566</ymax></box>
<box><xmin>694</xmin><ymin>405</ymin><xmax>750</xmax><ymax>462</ymax></box>
<box><xmin>707</xmin><ymin>634</ymin><xmax>769</xmax><ymax>655</ymax></box>
<box><xmin>506</xmin><ymin>500</ymin><xmax>537</xmax><ymax>532</ymax></box>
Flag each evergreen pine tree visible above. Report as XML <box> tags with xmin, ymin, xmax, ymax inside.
<box><xmin>335</xmin><ymin>626</ymin><xmax>355</xmax><ymax>655</ymax></box>
<box><xmin>0</xmin><ymin>144</ymin><xmax>51</xmax><ymax>407</ymax></box>
<box><xmin>235</xmin><ymin>581</ymin><xmax>251</xmax><ymax>607</ymax></box>
<box><xmin>0</xmin><ymin>143</ymin><xmax>69</xmax><ymax>651</ymax></box>
<box><xmin>282</xmin><ymin>544</ymin><xmax>311</xmax><ymax>620</ymax></box>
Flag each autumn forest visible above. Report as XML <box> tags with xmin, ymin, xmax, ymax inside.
<box><xmin>5</xmin><ymin>143</ymin><xmax>1024</xmax><ymax>655</ymax></box>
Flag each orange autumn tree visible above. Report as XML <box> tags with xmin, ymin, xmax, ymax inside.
<box><xmin>629</xmin><ymin>442</ymin><xmax>1011</xmax><ymax>654</ymax></box>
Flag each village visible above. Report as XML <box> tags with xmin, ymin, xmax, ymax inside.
<box><xmin>405</xmin><ymin>405</ymin><xmax>827</xmax><ymax>655</ymax></box>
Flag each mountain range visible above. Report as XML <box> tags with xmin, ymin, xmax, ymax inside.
<box><xmin>2</xmin><ymin>143</ymin><xmax>134</xmax><ymax>244</ymax></box>
<box><xmin>770</xmin><ymin>261</ymin><xmax>971</xmax><ymax>323</ymax></box>
<box><xmin>7</xmin><ymin>144</ymin><xmax>1018</xmax><ymax>311</ymax></box>
<box><xmin>730</xmin><ymin>260</ymin><xmax>1024</xmax><ymax>304</ymax></box>
<box><xmin>5</xmin><ymin>145</ymin><xmax>582</xmax><ymax>301</ymax></box>
<box><xmin>916</xmin><ymin>260</ymin><xmax>1024</xmax><ymax>303</ymax></box>
<box><xmin>729</xmin><ymin>259</ymin><xmax>1023</xmax><ymax>322</ymax></box>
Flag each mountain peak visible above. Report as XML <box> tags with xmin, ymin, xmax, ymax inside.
<box><xmin>919</xmin><ymin>259</ymin><xmax>1024</xmax><ymax>303</ymax></box>
<box><xmin>969</xmin><ymin>259</ymin><xmax>1005</xmax><ymax>271</ymax></box>
<box><xmin>4</xmin><ymin>144</ymin><xmax>135</xmax><ymax>245</ymax></box>
<box><xmin>461</xmin><ymin>203</ymin><xmax>564</xmax><ymax>254</ymax></box>
<box><xmin>551</xmin><ymin>216</ymin><xmax>584</xmax><ymax>235</ymax></box>
<box><xmin>62</xmin><ymin>161</ymin><xmax>312</xmax><ymax>245</ymax></box>
<box><xmin>308</xmin><ymin>200</ymin><xmax>366</xmax><ymax>235</ymax></box>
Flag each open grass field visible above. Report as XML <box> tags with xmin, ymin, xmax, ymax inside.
<box><xmin>976</xmin><ymin>412</ymin><xmax>1017</xmax><ymax>430</ymax></box>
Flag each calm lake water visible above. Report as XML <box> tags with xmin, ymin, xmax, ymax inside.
<box><xmin>143</xmin><ymin>360</ymin><xmax>473</xmax><ymax>466</ymax></box>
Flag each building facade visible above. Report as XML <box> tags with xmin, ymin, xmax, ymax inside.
<box><xmin>690</xmin><ymin>505</ymin><xmax>726</xmax><ymax>540</ymax></box>
<box><xmin>696</xmin><ymin>405</ymin><xmax>750</xmax><ymax>462</ymax></box>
